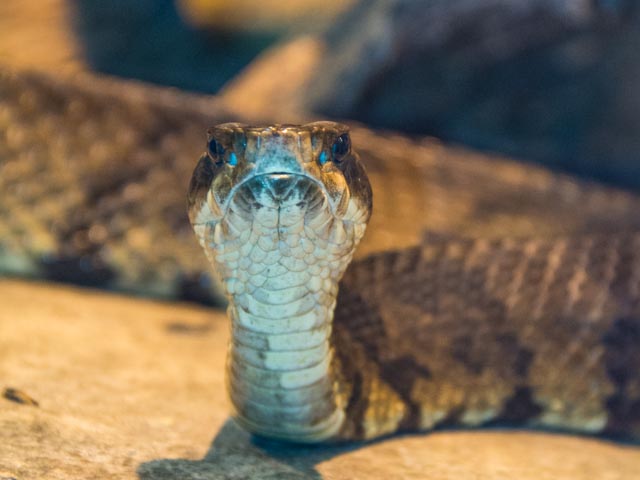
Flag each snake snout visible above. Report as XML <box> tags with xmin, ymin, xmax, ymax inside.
<box><xmin>238</xmin><ymin>173</ymin><xmax>325</xmax><ymax>211</ymax></box>
<box><xmin>263</xmin><ymin>174</ymin><xmax>297</xmax><ymax>201</ymax></box>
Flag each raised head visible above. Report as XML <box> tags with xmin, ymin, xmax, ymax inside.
<box><xmin>187</xmin><ymin>122</ymin><xmax>372</xmax><ymax>441</ymax></box>
<box><xmin>188</xmin><ymin>121</ymin><xmax>371</xmax><ymax>229</ymax></box>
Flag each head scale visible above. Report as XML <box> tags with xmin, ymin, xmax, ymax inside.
<box><xmin>187</xmin><ymin>122</ymin><xmax>372</xmax><ymax>298</ymax></box>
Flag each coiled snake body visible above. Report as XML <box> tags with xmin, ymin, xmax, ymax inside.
<box><xmin>1</xmin><ymin>68</ymin><xmax>639</xmax><ymax>443</ymax></box>
<box><xmin>188</xmin><ymin>122</ymin><xmax>640</xmax><ymax>443</ymax></box>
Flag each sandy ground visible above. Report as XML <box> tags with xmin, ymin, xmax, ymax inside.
<box><xmin>1</xmin><ymin>279</ymin><xmax>639</xmax><ymax>479</ymax></box>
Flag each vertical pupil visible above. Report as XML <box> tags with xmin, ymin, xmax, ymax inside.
<box><xmin>208</xmin><ymin>139</ymin><xmax>220</xmax><ymax>157</ymax></box>
<box><xmin>208</xmin><ymin>139</ymin><xmax>225</xmax><ymax>166</ymax></box>
<box><xmin>332</xmin><ymin>134</ymin><xmax>350</xmax><ymax>160</ymax></box>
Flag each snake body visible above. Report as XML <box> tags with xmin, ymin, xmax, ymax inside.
<box><xmin>188</xmin><ymin>122</ymin><xmax>640</xmax><ymax>442</ymax></box>
<box><xmin>1</xmin><ymin>66</ymin><xmax>640</xmax><ymax>442</ymax></box>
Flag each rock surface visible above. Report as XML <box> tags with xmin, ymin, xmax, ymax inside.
<box><xmin>1</xmin><ymin>279</ymin><xmax>639</xmax><ymax>479</ymax></box>
<box><xmin>303</xmin><ymin>0</ymin><xmax>640</xmax><ymax>190</ymax></box>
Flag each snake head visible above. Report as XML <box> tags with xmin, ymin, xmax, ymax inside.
<box><xmin>187</xmin><ymin>121</ymin><xmax>372</xmax><ymax>232</ymax></box>
<box><xmin>187</xmin><ymin>122</ymin><xmax>373</xmax><ymax>294</ymax></box>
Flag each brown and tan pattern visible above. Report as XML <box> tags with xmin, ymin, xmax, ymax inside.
<box><xmin>187</xmin><ymin>122</ymin><xmax>640</xmax><ymax>442</ymax></box>
<box><xmin>1</xmin><ymin>65</ymin><xmax>640</xmax><ymax>443</ymax></box>
<box><xmin>0</xmin><ymin>67</ymin><xmax>232</xmax><ymax>301</ymax></box>
<box><xmin>336</xmin><ymin>234</ymin><xmax>640</xmax><ymax>440</ymax></box>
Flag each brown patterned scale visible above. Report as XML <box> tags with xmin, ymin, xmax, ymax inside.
<box><xmin>1</xmin><ymin>66</ymin><xmax>639</xmax><ymax>442</ymax></box>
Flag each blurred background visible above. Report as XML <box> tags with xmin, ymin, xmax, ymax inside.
<box><xmin>2</xmin><ymin>0</ymin><xmax>640</xmax><ymax>190</ymax></box>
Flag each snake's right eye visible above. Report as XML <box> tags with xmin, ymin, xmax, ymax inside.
<box><xmin>331</xmin><ymin>133</ymin><xmax>351</xmax><ymax>163</ymax></box>
<box><xmin>207</xmin><ymin>138</ymin><xmax>224</xmax><ymax>166</ymax></box>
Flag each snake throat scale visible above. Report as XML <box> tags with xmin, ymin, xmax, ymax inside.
<box><xmin>188</xmin><ymin>122</ymin><xmax>640</xmax><ymax>443</ymax></box>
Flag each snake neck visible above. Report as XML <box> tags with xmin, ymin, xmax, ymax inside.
<box><xmin>196</xmin><ymin>209</ymin><xmax>360</xmax><ymax>442</ymax></box>
<box><xmin>226</xmin><ymin>280</ymin><xmax>347</xmax><ymax>442</ymax></box>
<box><xmin>218</xmin><ymin>219</ymin><xmax>355</xmax><ymax>442</ymax></box>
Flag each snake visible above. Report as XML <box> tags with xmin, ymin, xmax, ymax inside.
<box><xmin>1</xmin><ymin>66</ymin><xmax>640</xmax><ymax>443</ymax></box>
<box><xmin>187</xmin><ymin>121</ymin><xmax>640</xmax><ymax>443</ymax></box>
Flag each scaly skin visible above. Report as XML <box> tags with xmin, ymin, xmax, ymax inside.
<box><xmin>2</xmin><ymin>66</ymin><xmax>640</xmax><ymax>441</ymax></box>
<box><xmin>4</xmin><ymin>66</ymin><xmax>640</xmax><ymax>300</ymax></box>
<box><xmin>333</xmin><ymin>233</ymin><xmax>640</xmax><ymax>440</ymax></box>
<box><xmin>188</xmin><ymin>123</ymin><xmax>371</xmax><ymax>441</ymax></box>
<box><xmin>189</xmin><ymin>123</ymin><xmax>640</xmax><ymax>443</ymax></box>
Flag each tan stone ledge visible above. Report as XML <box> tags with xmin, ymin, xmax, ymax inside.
<box><xmin>1</xmin><ymin>279</ymin><xmax>638</xmax><ymax>479</ymax></box>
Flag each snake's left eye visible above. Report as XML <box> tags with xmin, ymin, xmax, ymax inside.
<box><xmin>331</xmin><ymin>133</ymin><xmax>351</xmax><ymax>163</ymax></box>
<box><xmin>207</xmin><ymin>138</ymin><xmax>224</xmax><ymax>166</ymax></box>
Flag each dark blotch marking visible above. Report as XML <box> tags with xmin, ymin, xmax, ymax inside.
<box><xmin>347</xmin><ymin>372</ymin><xmax>369</xmax><ymax>438</ymax></box>
<box><xmin>602</xmin><ymin>317</ymin><xmax>640</xmax><ymax>436</ymax></box>
<box><xmin>451</xmin><ymin>332</ymin><xmax>533</xmax><ymax>378</ymax></box>
<box><xmin>3</xmin><ymin>387</ymin><xmax>39</xmax><ymax>407</ymax></box>
<box><xmin>492</xmin><ymin>387</ymin><xmax>543</xmax><ymax>424</ymax></box>
<box><xmin>497</xmin><ymin>333</ymin><xmax>534</xmax><ymax>377</ymax></box>
<box><xmin>39</xmin><ymin>254</ymin><xmax>115</xmax><ymax>288</ymax></box>
<box><xmin>177</xmin><ymin>272</ymin><xmax>219</xmax><ymax>306</ymax></box>
<box><xmin>334</xmin><ymin>287</ymin><xmax>388</xmax><ymax>358</ymax></box>
<box><xmin>378</xmin><ymin>356</ymin><xmax>431</xmax><ymax>430</ymax></box>
<box><xmin>346</xmin><ymin>371</ymin><xmax>366</xmax><ymax>439</ymax></box>
<box><xmin>451</xmin><ymin>334</ymin><xmax>481</xmax><ymax>374</ymax></box>
<box><xmin>434</xmin><ymin>407</ymin><xmax>464</xmax><ymax>430</ymax></box>
<box><xmin>83</xmin><ymin>165</ymin><xmax>147</xmax><ymax>206</ymax></box>
<box><xmin>331</xmin><ymin>289</ymin><xmax>381</xmax><ymax>440</ymax></box>
<box><xmin>335</xmin><ymin>285</ymin><xmax>430</xmax><ymax>433</ymax></box>
<box><xmin>605</xmin><ymin>397</ymin><xmax>640</xmax><ymax>438</ymax></box>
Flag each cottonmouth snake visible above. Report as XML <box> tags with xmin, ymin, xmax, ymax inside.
<box><xmin>1</xmin><ymin>67</ymin><xmax>639</xmax><ymax>442</ymax></box>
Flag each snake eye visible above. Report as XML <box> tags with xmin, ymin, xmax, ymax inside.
<box><xmin>331</xmin><ymin>133</ymin><xmax>351</xmax><ymax>163</ymax></box>
<box><xmin>207</xmin><ymin>138</ymin><xmax>224</xmax><ymax>166</ymax></box>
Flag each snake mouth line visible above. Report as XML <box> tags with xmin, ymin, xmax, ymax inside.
<box><xmin>217</xmin><ymin>172</ymin><xmax>334</xmax><ymax>218</ymax></box>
